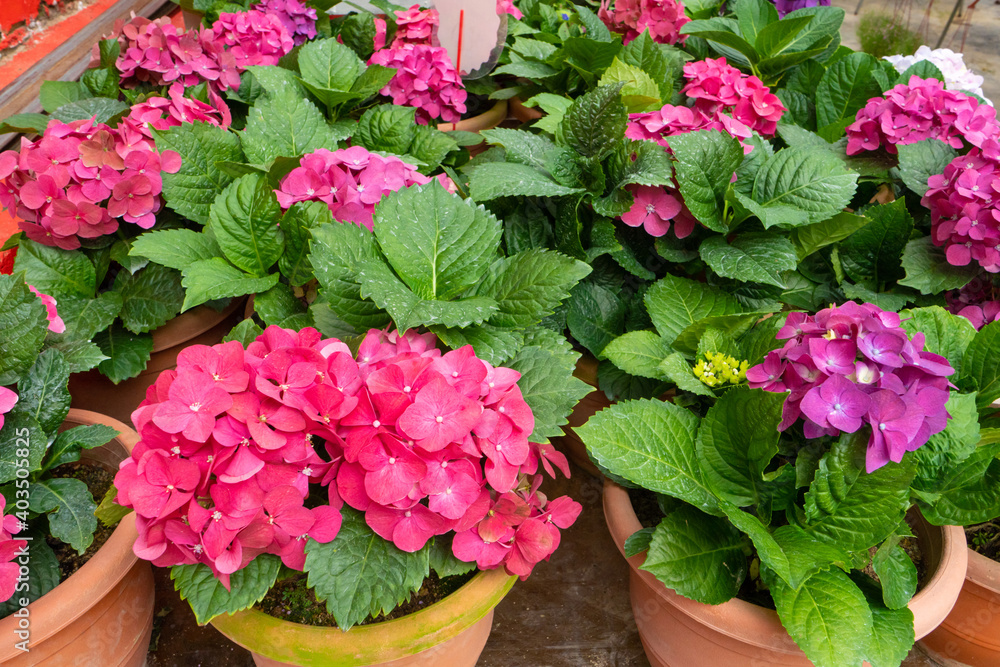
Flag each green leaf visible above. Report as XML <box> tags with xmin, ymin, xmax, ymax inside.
<box><xmin>428</xmin><ymin>537</ymin><xmax>477</xmax><ymax>578</ymax></box>
<box><xmin>640</xmin><ymin>506</ymin><xmax>746</xmax><ymax>604</ymax></box>
<box><xmin>50</xmin><ymin>339</ymin><xmax>107</xmax><ymax>373</ymax></box>
<box><xmin>479</xmin><ymin>128</ymin><xmax>558</xmax><ymax>170</ymax></box>
<box><xmin>898</xmin><ymin>237</ymin><xmax>977</xmax><ymax>295</ymax></box>
<box><xmin>130</xmin><ymin>229</ymin><xmax>222</xmax><ymax>271</ymax></box>
<box><xmin>803</xmin><ymin>434</ymin><xmax>916</xmax><ymax>551</ymax></box>
<box><xmin>896</xmin><ymin>59</ymin><xmax>945</xmax><ymax>85</ymax></box>
<box><xmin>738</xmin><ymin>0</ymin><xmax>780</xmax><ymax>48</ymax></box>
<box><xmin>0</xmin><ymin>412</ymin><xmax>44</xmax><ymax>484</ymax></box>
<box><xmin>599</xmin><ymin>58</ymin><xmax>661</xmax><ymax>112</ymax></box>
<box><xmin>815</xmin><ymin>52</ymin><xmax>884</xmax><ymax>128</ymax></box>
<box><xmin>766</xmin><ymin>567</ymin><xmax>873</xmax><ymax>667</ymax></box>
<box><xmin>245</xmin><ymin>65</ymin><xmax>307</xmax><ymax>99</ymax></box>
<box><xmin>56</xmin><ymin>292</ymin><xmax>122</xmax><ymax>342</ymax></box>
<box><xmin>0</xmin><ymin>275</ymin><xmax>47</xmax><ymax>385</ymax></box>
<box><xmin>224</xmin><ymin>318</ymin><xmax>265</xmax><ymax>346</ymax></box>
<box><xmin>95</xmin><ymin>484</ymin><xmax>131</xmax><ymax>527</ymax></box>
<box><xmin>115</xmin><ymin>264</ymin><xmax>184</xmax><ymax>334</ymax></box>
<box><xmin>913</xmin><ymin>439</ymin><xmax>1000</xmax><ymax>525</ymax></box>
<box><xmin>839</xmin><ymin>199</ymin><xmax>913</xmax><ymax>284</ymax></box>
<box><xmin>297</xmin><ymin>37</ymin><xmax>364</xmax><ymax>91</ymax></box>
<box><xmin>13</xmin><ymin>239</ymin><xmax>96</xmax><ymax>298</ymax></box>
<box><xmin>0</xmin><ymin>532</ymin><xmax>58</xmax><ymax>618</ymax></box>
<box><xmin>859</xmin><ymin>575</ymin><xmax>916</xmax><ymax>667</ymax></box>
<box><xmin>494</xmin><ymin>61</ymin><xmax>560</xmax><ymax>79</ymax></box>
<box><xmin>896</xmin><ymin>139</ymin><xmax>958</xmax><ymax>197</ymax></box>
<box><xmin>576</xmin><ymin>398</ymin><xmax>720</xmax><ymax>515</ymax></box>
<box><xmin>872</xmin><ymin>541</ymin><xmax>917</xmax><ymax>610</ymax></box>
<box><xmin>658</xmin><ymin>352</ymin><xmax>715</xmax><ymax>396</ymax></box>
<box><xmin>751</xmin><ymin>147</ymin><xmax>858</xmax><ymax>225</ymax></box>
<box><xmin>154</xmin><ymin>122</ymin><xmax>245</xmax><ymax>224</ymax></box>
<box><xmin>308</xmin><ymin>223</ymin><xmax>391</xmax><ymax>332</ymax></box>
<box><xmin>755</xmin><ymin>16</ymin><xmax>815</xmax><ymax>58</ymax></box>
<box><xmin>94</xmin><ymin>326</ymin><xmax>154</xmax><ymax>384</ymax></box>
<box><xmin>566</xmin><ymin>282</ymin><xmax>625</xmax><ymax>359</ymax></box>
<box><xmin>789</xmin><ymin>212</ymin><xmax>868</xmax><ymax>259</ymax></box>
<box><xmin>373</xmin><ymin>182</ymin><xmax>502</xmax><ymax>300</ymax></box>
<box><xmin>575</xmin><ymin>5</ymin><xmax>612</xmax><ymax>41</ymax></box>
<box><xmin>595</xmin><ymin>139</ymin><xmax>674</xmax><ymax>216</ymax></box>
<box><xmin>474</xmin><ymin>249</ymin><xmax>591</xmax><ymax>328</ymax></box>
<box><xmin>242</xmin><ymin>89</ymin><xmax>335</xmax><ymax>164</ymax></box>
<box><xmin>431</xmin><ymin>325</ymin><xmax>523</xmax><ymax>365</ymax></box>
<box><xmin>840</xmin><ymin>283</ymin><xmax>910</xmax><ymax>311</ymax></box>
<box><xmin>681</xmin><ymin>19</ymin><xmax>760</xmax><ymax>64</ymax></box>
<box><xmin>523</xmin><ymin>93</ymin><xmax>573</xmax><ymax>136</ymax></box>
<box><xmin>602</xmin><ymin>331</ymin><xmax>673</xmax><ymax>380</ymax></box>
<box><xmin>51</xmin><ymin>97</ymin><xmax>128</xmax><ymax>124</ymax></box>
<box><xmin>39</xmin><ymin>81</ymin><xmax>90</xmax><ymax>113</ymax></box>
<box><xmin>699</xmin><ymin>232</ymin><xmax>797</xmax><ymax>287</ymax></box>
<box><xmin>960</xmin><ymin>321</ymin><xmax>1000</xmax><ymax>406</ymax></box>
<box><xmin>468</xmin><ymin>162</ymin><xmax>586</xmax><ymax>201</ymax></box>
<box><xmin>0</xmin><ymin>112</ymin><xmax>50</xmax><ymax>134</ymax></box>
<box><xmin>696</xmin><ymin>386</ymin><xmax>785</xmax><ymax>507</ymax></box>
<box><xmin>209</xmin><ymin>173</ymin><xmax>284</xmax><ymax>276</ymax></box>
<box><xmin>408</xmin><ymin>126</ymin><xmax>458</xmax><ymax>169</ymax></box>
<box><xmin>304</xmin><ymin>508</ymin><xmax>429</xmax><ymax>630</ymax></box>
<box><xmin>562</xmin><ymin>37</ymin><xmax>621</xmax><ymax>77</ymax></box>
<box><xmin>42</xmin><ymin>424</ymin><xmax>118</xmax><ymax>472</ymax></box>
<box><xmin>280</xmin><ymin>201</ymin><xmax>329</xmax><ymax>286</ymax></box>
<box><xmin>172</xmin><ymin>555</ymin><xmax>282</xmax><ymax>624</ymax></box>
<box><xmin>355</xmin><ymin>105</ymin><xmax>416</xmax><ymax>155</ymax></box>
<box><xmin>899</xmin><ymin>307</ymin><xmax>974</xmax><ymax>381</ymax></box>
<box><xmin>181</xmin><ymin>259</ymin><xmax>279</xmax><ymax>312</ymax></box>
<box><xmin>560</xmin><ymin>84</ymin><xmax>628</xmax><ymax>160</ymax></box>
<box><xmin>16</xmin><ymin>349</ymin><xmax>71</xmax><ymax>434</ymax></box>
<box><xmin>508</xmin><ymin>343</ymin><xmax>591</xmax><ymax>441</ymax></box>
<box><xmin>667</xmin><ymin>130</ymin><xmax>746</xmax><ymax>232</ymax></box>
<box><xmin>618</xmin><ymin>31</ymin><xmax>681</xmax><ymax>101</ymax></box>
<box><xmin>253</xmin><ymin>283</ymin><xmax>306</xmax><ymax>327</ymax></box>
<box><xmin>30</xmin><ymin>477</ymin><xmax>98</xmax><ymax>554</ymax></box>
<box><xmin>672</xmin><ymin>312</ymin><xmax>772</xmax><ymax>357</ymax></box>
<box><xmin>644</xmin><ymin>274</ymin><xmax>743</xmax><ymax>345</ymax></box>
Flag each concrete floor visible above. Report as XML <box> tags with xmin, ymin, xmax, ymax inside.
<box><xmin>833</xmin><ymin>0</ymin><xmax>1000</xmax><ymax>101</ymax></box>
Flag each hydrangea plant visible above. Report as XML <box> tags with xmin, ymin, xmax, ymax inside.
<box><xmin>580</xmin><ymin>297</ymin><xmax>1000</xmax><ymax>667</ymax></box>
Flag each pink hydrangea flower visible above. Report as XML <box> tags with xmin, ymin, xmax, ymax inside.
<box><xmin>620</xmin><ymin>185</ymin><xmax>688</xmax><ymax>238</ymax></box>
<box><xmin>275</xmin><ymin>147</ymin><xmax>431</xmax><ymax>230</ymax></box>
<box><xmin>497</xmin><ymin>0</ymin><xmax>523</xmax><ymax>19</ymax></box>
<box><xmin>598</xmin><ymin>0</ymin><xmax>689</xmax><ymax>45</ymax></box>
<box><xmin>680</xmin><ymin>58</ymin><xmax>785</xmax><ymax>136</ymax></box>
<box><xmin>747</xmin><ymin>302</ymin><xmax>953</xmax><ymax>472</ymax></box>
<box><xmin>0</xmin><ymin>115</ymin><xmax>181</xmax><ymax>248</ymax></box>
<box><xmin>846</xmin><ymin>76</ymin><xmax>1000</xmax><ymax>155</ymax></box>
<box><xmin>945</xmin><ymin>278</ymin><xmax>1000</xmax><ymax>328</ymax></box>
<box><xmin>0</xmin><ymin>493</ymin><xmax>26</xmax><ymax>604</ymax></box>
<box><xmin>392</xmin><ymin>5</ymin><xmax>439</xmax><ymax>46</ymax></box>
<box><xmin>369</xmin><ymin>42</ymin><xmax>468</xmax><ymax>123</ymax></box>
<box><xmin>115</xmin><ymin>326</ymin><xmax>580</xmax><ymax>585</ymax></box>
<box><xmin>211</xmin><ymin>9</ymin><xmax>295</xmax><ymax>69</ymax></box>
<box><xmin>0</xmin><ymin>387</ymin><xmax>16</xmax><ymax>433</ymax></box>
<box><xmin>27</xmin><ymin>285</ymin><xmax>65</xmax><ymax>333</ymax></box>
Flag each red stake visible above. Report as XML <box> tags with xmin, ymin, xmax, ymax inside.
<box><xmin>456</xmin><ymin>9</ymin><xmax>464</xmax><ymax>73</ymax></box>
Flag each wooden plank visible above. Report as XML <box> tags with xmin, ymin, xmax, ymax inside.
<box><xmin>0</xmin><ymin>0</ymin><xmax>172</xmax><ymax>148</ymax></box>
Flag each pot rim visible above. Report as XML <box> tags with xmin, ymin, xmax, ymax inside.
<box><xmin>210</xmin><ymin>565</ymin><xmax>515</xmax><ymax>665</ymax></box>
<box><xmin>0</xmin><ymin>409</ymin><xmax>139</xmax><ymax>660</ymax></box>
<box><xmin>965</xmin><ymin>546</ymin><xmax>1000</xmax><ymax>594</ymax></box>
<box><xmin>152</xmin><ymin>297</ymin><xmax>243</xmax><ymax>353</ymax></box>
<box><xmin>438</xmin><ymin>100</ymin><xmax>508</xmax><ymax>134</ymax></box>
<box><xmin>603</xmin><ymin>479</ymin><xmax>967</xmax><ymax>649</ymax></box>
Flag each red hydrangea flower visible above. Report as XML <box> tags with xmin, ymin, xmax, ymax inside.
<box><xmin>275</xmin><ymin>147</ymin><xmax>432</xmax><ymax>230</ymax></box>
<box><xmin>115</xmin><ymin>326</ymin><xmax>580</xmax><ymax>586</ymax></box>
<box><xmin>747</xmin><ymin>302</ymin><xmax>953</xmax><ymax>472</ymax></box>
<box><xmin>598</xmin><ymin>0</ymin><xmax>689</xmax><ymax>45</ymax></box>
<box><xmin>0</xmin><ymin>494</ymin><xmax>26</xmax><ymax>604</ymax></box>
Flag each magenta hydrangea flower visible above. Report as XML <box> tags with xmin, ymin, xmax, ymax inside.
<box><xmin>747</xmin><ymin>302</ymin><xmax>953</xmax><ymax>472</ymax></box>
<box><xmin>0</xmin><ymin>494</ymin><xmax>26</xmax><ymax>604</ymax></box>
<box><xmin>680</xmin><ymin>57</ymin><xmax>785</xmax><ymax>136</ymax></box>
<box><xmin>0</xmin><ymin>115</ymin><xmax>181</xmax><ymax>248</ymax></box>
<box><xmin>275</xmin><ymin>147</ymin><xmax>431</xmax><ymax>230</ymax></box>
<box><xmin>598</xmin><ymin>0</ymin><xmax>689</xmax><ymax>45</ymax></box>
<box><xmin>392</xmin><ymin>5</ymin><xmax>439</xmax><ymax>46</ymax></box>
<box><xmin>945</xmin><ymin>278</ymin><xmax>1000</xmax><ymax>328</ymax></box>
<box><xmin>923</xmin><ymin>139</ymin><xmax>1000</xmax><ymax>272</ymax></box>
<box><xmin>620</xmin><ymin>185</ymin><xmax>689</xmax><ymax>238</ymax></box>
<box><xmin>846</xmin><ymin>76</ymin><xmax>1000</xmax><ymax>156</ymax></box>
<box><xmin>369</xmin><ymin>42</ymin><xmax>468</xmax><ymax>123</ymax></box>
<box><xmin>0</xmin><ymin>387</ymin><xmax>17</xmax><ymax>433</ymax></box>
<box><xmin>497</xmin><ymin>0</ymin><xmax>523</xmax><ymax>19</ymax></box>
<box><xmin>211</xmin><ymin>9</ymin><xmax>295</xmax><ymax>69</ymax></box>
<box><xmin>115</xmin><ymin>326</ymin><xmax>580</xmax><ymax>586</ymax></box>
<box><xmin>252</xmin><ymin>0</ymin><xmax>317</xmax><ymax>45</ymax></box>
<box><xmin>27</xmin><ymin>285</ymin><xmax>65</xmax><ymax>333</ymax></box>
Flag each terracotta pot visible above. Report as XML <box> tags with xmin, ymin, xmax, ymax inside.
<box><xmin>69</xmin><ymin>298</ymin><xmax>245</xmax><ymax>425</ymax></box>
<box><xmin>210</xmin><ymin>568</ymin><xmax>516</xmax><ymax>666</ymax></box>
<box><xmin>508</xmin><ymin>97</ymin><xmax>543</xmax><ymax>123</ymax></box>
<box><xmin>603</xmin><ymin>480</ymin><xmax>968</xmax><ymax>667</ymax></box>
<box><xmin>438</xmin><ymin>100</ymin><xmax>508</xmax><ymax>157</ymax></box>
<box><xmin>557</xmin><ymin>354</ymin><xmax>609</xmax><ymax>478</ymax></box>
<box><xmin>0</xmin><ymin>409</ymin><xmax>153</xmax><ymax>666</ymax></box>
<box><xmin>920</xmin><ymin>547</ymin><xmax>1000</xmax><ymax>665</ymax></box>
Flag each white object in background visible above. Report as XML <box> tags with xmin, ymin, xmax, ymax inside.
<box><xmin>885</xmin><ymin>45</ymin><xmax>990</xmax><ymax>104</ymax></box>
<box><xmin>434</xmin><ymin>0</ymin><xmax>505</xmax><ymax>77</ymax></box>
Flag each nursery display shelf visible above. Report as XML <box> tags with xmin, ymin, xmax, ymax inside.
<box><xmin>144</xmin><ymin>455</ymin><xmax>949</xmax><ymax>667</ymax></box>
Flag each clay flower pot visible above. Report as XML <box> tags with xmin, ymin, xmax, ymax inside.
<box><xmin>920</xmin><ymin>547</ymin><xmax>1000</xmax><ymax>665</ymax></box>
<box><xmin>0</xmin><ymin>409</ymin><xmax>154</xmax><ymax>666</ymax></box>
<box><xmin>559</xmin><ymin>354</ymin><xmax>610</xmax><ymax>478</ymax></box>
<box><xmin>210</xmin><ymin>568</ymin><xmax>516</xmax><ymax>666</ymax></box>
<box><xmin>69</xmin><ymin>298</ymin><xmax>245</xmax><ymax>425</ymax></box>
<box><xmin>439</xmin><ymin>100</ymin><xmax>509</xmax><ymax>157</ymax></box>
<box><xmin>603</xmin><ymin>479</ymin><xmax>968</xmax><ymax>667</ymax></box>
<box><xmin>508</xmin><ymin>97</ymin><xmax>543</xmax><ymax>123</ymax></box>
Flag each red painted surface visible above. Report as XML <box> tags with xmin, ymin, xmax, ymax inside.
<box><xmin>1</xmin><ymin>0</ymin><xmax>62</xmax><ymax>38</ymax></box>
<box><xmin>0</xmin><ymin>209</ymin><xmax>18</xmax><ymax>274</ymax></box>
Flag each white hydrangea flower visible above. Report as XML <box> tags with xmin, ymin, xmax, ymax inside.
<box><xmin>885</xmin><ymin>45</ymin><xmax>990</xmax><ymax>105</ymax></box>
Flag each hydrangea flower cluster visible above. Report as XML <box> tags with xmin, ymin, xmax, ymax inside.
<box><xmin>0</xmin><ymin>388</ymin><xmax>16</xmax><ymax>433</ymax></box>
<box><xmin>885</xmin><ymin>46</ymin><xmax>990</xmax><ymax>103</ymax></box>
<box><xmin>253</xmin><ymin>0</ymin><xmax>318</xmax><ymax>46</ymax></box>
<box><xmin>369</xmin><ymin>42</ymin><xmax>467</xmax><ymax>123</ymax></box>
<box><xmin>28</xmin><ymin>285</ymin><xmax>65</xmax><ymax>333</ymax></box>
<box><xmin>945</xmin><ymin>277</ymin><xmax>1000</xmax><ymax>328</ymax></box>
<box><xmin>99</xmin><ymin>16</ymin><xmax>241</xmax><ymax>93</ymax></box>
<box><xmin>0</xmin><ymin>115</ymin><xmax>182</xmax><ymax>248</ymax></box>
<box><xmin>120</xmin><ymin>82</ymin><xmax>231</xmax><ymax>144</ymax></box>
<box><xmin>115</xmin><ymin>326</ymin><xmax>580</xmax><ymax>585</ymax></box>
<box><xmin>392</xmin><ymin>5</ymin><xmax>439</xmax><ymax>46</ymax></box>
<box><xmin>0</xmin><ymin>494</ymin><xmax>26</xmax><ymax>604</ymax></box>
<box><xmin>923</xmin><ymin>139</ymin><xmax>1000</xmax><ymax>272</ymax></box>
<box><xmin>680</xmin><ymin>58</ymin><xmax>786</xmax><ymax>136</ymax></box>
<box><xmin>497</xmin><ymin>0</ymin><xmax>523</xmax><ymax>19</ymax></box>
<box><xmin>747</xmin><ymin>302</ymin><xmax>954</xmax><ymax>472</ymax></box>
<box><xmin>210</xmin><ymin>9</ymin><xmax>294</xmax><ymax>70</ymax></box>
<box><xmin>693</xmin><ymin>351</ymin><xmax>749</xmax><ymax>388</ymax></box>
<box><xmin>598</xmin><ymin>0</ymin><xmax>689</xmax><ymax>45</ymax></box>
<box><xmin>620</xmin><ymin>184</ymin><xmax>692</xmax><ymax>238</ymax></box>
<box><xmin>771</xmin><ymin>0</ymin><xmax>830</xmax><ymax>18</ymax></box>
<box><xmin>846</xmin><ymin>76</ymin><xmax>1000</xmax><ymax>155</ymax></box>
<box><xmin>626</xmin><ymin>103</ymin><xmax>754</xmax><ymax>151</ymax></box>
<box><xmin>275</xmin><ymin>146</ymin><xmax>432</xmax><ymax>230</ymax></box>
